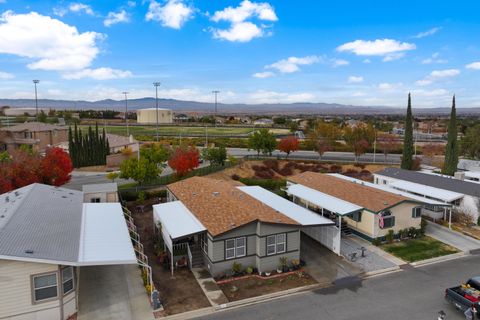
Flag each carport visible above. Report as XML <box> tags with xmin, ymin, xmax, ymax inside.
<box><xmin>286</xmin><ymin>183</ymin><xmax>364</xmax><ymax>255</ymax></box>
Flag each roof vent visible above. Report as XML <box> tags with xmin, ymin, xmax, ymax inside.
<box><xmin>383</xmin><ymin>202</ymin><xmax>388</xmax><ymax>205</ymax></box>
<box><xmin>24</xmin><ymin>250</ymin><xmax>34</xmax><ymax>254</ymax></box>
<box><xmin>5</xmin><ymin>196</ymin><xmax>9</xmax><ymax>203</ymax></box>
<box><xmin>0</xmin><ymin>215</ymin><xmax>4</xmax><ymax>218</ymax></box>
<box><xmin>213</xmin><ymin>192</ymin><xmax>220</xmax><ymax>197</ymax></box>
<box><xmin>14</xmin><ymin>191</ymin><xmax>19</xmax><ymax>197</ymax></box>
<box><xmin>230</xmin><ymin>223</ymin><xmax>236</xmax><ymax>227</ymax></box>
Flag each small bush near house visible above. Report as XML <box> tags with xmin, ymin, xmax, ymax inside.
<box><xmin>353</xmin><ymin>163</ymin><xmax>366</xmax><ymax>169</ymax></box>
<box><xmin>372</xmin><ymin>238</ymin><xmax>381</xmax><ymax>246</ymax></box>
<box><xmin>239</xmin><ymin>178</ymin><xmax>286</xmax><ymax>192</ymax></box>
<box><xmin>231</xmin><ymin>173</ymin><xmax>240</xmax><ymax>180</ymax></box>
<box><xmin>246</xmin><ymin>267</ymin><xmax>253</xmax><ymax>275</ymax></box>
<box><xmin>137</xmin><ymin>191</ymin><xmax>146</xmax><ymax>203</ymax></box>
<box><xmin>385</xmin><ymin>230</ymin><xmax>395</xmax><ymax>243</ymax></box>
<box><xmin>420</xmin><ymin>219</ymin><xmax>428</xmax><ymax>236</ymax></box>
<box><xmin>329</xmin><ymin>164</ymin><xmax>343</xmax><ymax>173</ymax></box>
<box><xmin>232</xmin><ymin>262</ymin><xmax>242</xmax><ymax>275</ymax></box>
<box><xmin>478</xmin><ymin>216</ymin><xmax>480</xmax><ymax>226</ymax></box>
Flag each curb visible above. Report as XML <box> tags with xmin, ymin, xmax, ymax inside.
<box><xmin>214</xmin><ymin>283</ymin><xmax>323</xmax><ymax>311</ymax></box>
<box><xmin>160</xmin><ymin>307</ymin><xmax>214</xmax><ymax>320</ymax></box>
<box><xmin>411</xmin><ymin>251</ymin><xmax>468</xmax><ymax>267</ymax></box>
<box><xmin>362</xmin><ymin>266</ymin><xmax>401</xmax><ymax>278</ymax></box>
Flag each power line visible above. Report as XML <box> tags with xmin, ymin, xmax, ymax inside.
<box><xmin>33</xmin><ymin>80</ymin><xmax>40</xmax><ymax>121</ymax></box>
<box><xmin>122</xmin><ymin>91</ymin><xmax>129</xmax><ymax>136</ymax></box>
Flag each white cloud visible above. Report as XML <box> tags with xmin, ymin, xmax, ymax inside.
<box><xmin>104</xmin><ymin>10</ymin><xmax>129</xmax><ymax>27</ymax></box>
<box><xmin>466</xmin><ymin>61</ymin><xmax>480</xmax><ymax>70</ymax></box>
<box><xmin>348</xmin><ymin>76</ymin><xmax>363</xmax><ymax>83</ymax></box>
<box><xmin>127</xmin><ymin>1</ymin><xmax>136</xmax><ymax>7</ymax></box>
<box><xmin>331</xmin><ymin>58</ymin><xmax>349</xmax><ymax>67</ymax></box>
<box><xmin>0</xmin><ymin>71</ymin><xmax>14</xmax><ymax>79</ymax></box>
<box><xmin>413</xmin><ymin>27</ymin><xmax>441</xmax><ymax>39</ymax></box>
<box><xmin>210</xmin><ymin>0</ymin><xmax>277</xmax><ymax>42</ymax></box>
<box><xmin>378</xmin><ymin>82</ymin><xmax>402</xmax><ymax>90</ymax></box>
<box><xmin>0</xmin><ymin>11</ymin><xmax>101</xmax><ymax>71</ymax></box>
<box><xmin>247</xmin><ymin>90</ymin><xmax>315</xmax><ymax>104</ymax></box>
<box><xmin>253</xmin><ymin>71</ymin><xmax>274</xmax><ymax>78</ymax></box>
<box><xmin>411</xmin><ymin>88</ymin><xmax>448</xmax><ymax>97</ymax></box>
<box><xmin>337</xmin><ymin>39</ymin><xmax>416</xmax><ymax>61</ymax></box>
<box><xmin>53</xmin><ymin>7</ymin><xmax>68</xmax><ymax>17</ymax></box>
<box><xmin>421</xmin><ymin>52</ymin><xmax>447</xmax><ymax>64</ymax></box>
<box><xmin>146</xmin><ymin>0</ymin><xmax>194</xmax><ymax>29</ymax></box>
<box><xmin>0</xmin><ymin>0</ymin><xmax>6</xmax><ymax>3</ymax></box>
<box><xmin>363</xmin><ymin>59</ymin><xmax>371</xmax><ymax>64</ymax></box>
<box><xmin>62</xmin><ymin>67</ymin><xmax>132</xmax><ymax>80</ymax></box>
<box><xmin>266</xmin><ymin>55</ymin><xmax>320</xmax><ymax>73</ymax></box>
<box><xmin>416</xmin><ymin>69</ymin><xmax>460</xmax><ymax>86</ymax></box>
<box><xmin>69</xmin><ymin>3</ymin><xmax>94</xmax><ymax>15</ymax></box>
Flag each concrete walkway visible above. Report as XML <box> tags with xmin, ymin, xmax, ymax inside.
<box><xmin>426</xmin><ymin>221</ymin><xmax>480</xmax><ymax>252</ymax></box>
<box><xmin>78</xmin><ymin>265</ymin><xmax>153</xmax><ymax>320</ymax></box>
<box><xmin>191</xmin><ymin>268</ymin><xmax>229</xmax><ymax>307</ymax></box>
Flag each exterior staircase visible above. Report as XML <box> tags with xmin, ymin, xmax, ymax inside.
<box><xmin>341</xmin><ymin>220</ymin><xmax>353</xmax><ymax>236</ymax></box>
<box><xmin>190</xmin><ymin>245</ymin><xmax>204</xmax><ymax>268</ymax></box>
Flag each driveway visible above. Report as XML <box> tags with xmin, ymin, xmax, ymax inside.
<box><xmin>300</xmin><ymin>233</ymin><xmax>362</xmax><ymax>285</ymax></box>
<box><xmin>78</xmin><ymin>265</ymin><xmax>153</xmax><ymax>320</ymax></box>
<box><xmin>426</xmin><ymin>221</ymin><xmax>480</xmax><ymax>252</ymax></box>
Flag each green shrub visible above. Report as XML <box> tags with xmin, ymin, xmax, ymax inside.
<box><xmin>385</xmin><ymin>230</ymin><xmax>395</xmax><ymax>244</ymax></box>
<box><xmin>420</xmin><ymin>219</ymin><xmax>428</xmax><ymax>236</ymax></box>
<box><xmin>372</xmin><ymin>238</ymin><xmax>381</xmax><ymax>246</ymax></box>
<box><xmin>246</xmin><ymin>266</ymin><xmax>253</xmax><ymax>275</ymax></box>
<box><xmin>137</xmin><ymin>191</ymin><xmax>146</xmax><ymax>203</ymax></box>
<box><xmin>239</xmin><ymin>177</ymin><xmax>286</xmax><ymax>191</ymax></box>
<box><xmin>477</xmin><ymin>216</ymin><xmax>480</xmax><ymax>226</ymax></box>
<box><xmin>232</xmin><ymin>262</ymin><xmax>242</xmax><ymax>275</ymax></box>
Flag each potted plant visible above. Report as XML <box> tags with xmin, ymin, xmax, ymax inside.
<box><xmin>279</xmin><ymin>256</ymin><xmax>289</xmax><ymax>272</ymax></box>
<box><xmin>246</xmin><ymin>266</ymin><xmax>253</xmax><ymax>275</ymax></box>
<box><xmin>291</xmin><ymin>259</ymin><xmax>300</xmax><ymax>271</ymax></box>
<box><xmin>231</xmin><ymin>262</ymin><xmax>242</xmax><ymax>276</ymax></box>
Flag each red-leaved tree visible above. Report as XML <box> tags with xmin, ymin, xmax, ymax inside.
<box><xmin>41</xmin><ymin>147</ymin><xmax>74</xmax><ymax>186</ymax></box>
<box><xmin>168</xmin><ymin>146</ymin><xmax>200</xmax><ymax>176</ymax></box>
<box><xmin>278</xmin><ymin>136</ymin><xmax>299</xmax><ymax>159</ymax></box>
<box><xmin>0</xmin><ymin>147</ymin><xmax>73</xmax><ymax>193</ymax></box>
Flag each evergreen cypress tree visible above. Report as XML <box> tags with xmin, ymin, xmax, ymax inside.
<box><xmin>68</xmin><ymin>126</ymin><xmax>76</xmax><ymax>167</ymax></box>
<box><xmin>401</xmin><ymin>93</ymin><xmax>415</xmax><ymax>170</ymax></box>
<box><xmin>443</xmin><ymin>95</ymin><xmax>458</xmax><ymax>175</ymax></box>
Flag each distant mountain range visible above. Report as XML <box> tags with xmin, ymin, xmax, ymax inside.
<box><xmin>1</xmin><ymin>98</ymin><xmax>479</xmax><ymax>115</ymax></box>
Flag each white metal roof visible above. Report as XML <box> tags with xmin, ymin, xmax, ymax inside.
<box><xmin>388</xmin><ymin>180</ymin><xmax>464</xmax><ymax>203</ymax></box>
<box><xmin>328</xmin><ymin>174</ymin><xmax>449</xmax><ymax>206</ymax></box>
<box><xmin>79</xmin><ymin>203</ymin><xmax>137</xmax><ymax>266</ymax></box>
<box><xmin>237</xmin><ymin>186</ymin><xmax>334</xmax><ymax>226</ymax></box>
<box><xmin>465</xmin><ymin>171</ymin><xmax>480</xmax><ymax>181</ymax></box>
<box><xmin>153</xmin><ymin>201</ymin><xmax>206</xmax><ymax>242</ymax></box>
<box><xmin>286</xmin><ymin>183</ymin><xmax>363</xmax><ymax>216</ymax></box>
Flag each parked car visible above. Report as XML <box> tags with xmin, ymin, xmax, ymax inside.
<box><xmin>445</xmin><ymin>277</ymin><xmax>480</xmax><ymax>315</ymax></box>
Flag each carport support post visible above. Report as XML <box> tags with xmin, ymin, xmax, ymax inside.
<box><xmin>171</xmin><ymin>250</ymin><xmax>174</xmax><ymax>277</ymax></box>
<box><xmin>448</xmin><ymin>208</ymin><xmax>452</xmax><ymax>230</ymax></box>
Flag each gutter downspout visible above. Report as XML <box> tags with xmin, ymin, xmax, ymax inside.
<box><xmin>58</xmin><ymin>265</ymin><xmax>64</xmax><ymax>320</ymax></box>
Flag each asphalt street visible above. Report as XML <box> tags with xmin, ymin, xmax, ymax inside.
<box><xmin>196</xmin><ymin>255</ymin><xmax>480</xmax><ymax>320</ymax></box>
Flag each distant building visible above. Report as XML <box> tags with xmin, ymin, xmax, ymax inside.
<box><xmin>105</xmin><ymin>133</ymin><xmax>139</xmax><ymax>154</ymax></box>
<box><xmin>83</xmin><ymin>183</ymin><xmax>119</xmax><ymax>203</ymax></box>
<box><xmin>0</xmin><ymin>122</ymin><xmax>68</xmax><ymax>153</ymax></box>
<box><xmin>174</xmin><ymin>113</ymin><xmax>189</xmax><ymax>122</ymax></box>
<box><xmin>136</xmin><ymin>108</ymin><xmax>173</xmax><ymax>124</ymax></box>
<box><xmin>2</xmin><ymin>107</ymin><xmax>50</xmax><ymax>117</ymax></box>
<box><xmin>253</xmin><ymin>118</ymin><xmax>273</xmax><ymax>126</ymax></box>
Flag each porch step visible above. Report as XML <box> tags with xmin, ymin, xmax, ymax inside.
<box><xmin>341</xmin><ymin>222</ymin><xmax>353</xmax><ymax>236</ymax></box>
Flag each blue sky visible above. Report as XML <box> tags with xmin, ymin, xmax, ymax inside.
<box><xmin>0</xmin><ymin>0</ymin><xmax>479</xmax><ymax>108</ymax></box>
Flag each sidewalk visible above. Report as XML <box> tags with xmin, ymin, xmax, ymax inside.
<box><xmin>426</xmin><ymin>221</ymin><xmax>480</xmax><ymax>252</ymax></box>
<box><xmin>191</xmin><ymin>268</ymin><xmax>229</xmax><ymax>307</ymax></box>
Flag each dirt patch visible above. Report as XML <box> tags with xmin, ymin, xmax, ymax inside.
<box><xmin>203</xmin><ymin>280</ymin><xmax>220</xmax><ymax>291</ymax></box>
<box><xmin>207</xmin><ymin>159</ymin><xmax>391</xmax><ymax>182</ymax></box>
<box><xmin>126</xmin><ymin>202</ymin><xmax>210</xmax><ymax>316</ymax></box>
<box><xmin>217</xmin><ymin>271</ymin><xmax>317</xmax><ymax>302</ymax></box>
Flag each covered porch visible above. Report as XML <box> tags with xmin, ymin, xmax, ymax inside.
<box><xmin>153</xmin><ymin>201</ymin><xmax>207</xmax><ymax>276</ymax></box>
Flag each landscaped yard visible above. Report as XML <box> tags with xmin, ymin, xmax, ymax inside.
<box><xmin>381</xmin><ymin>236</ymin><xmax>459</xmax><ymax>262</ymax></box>
<box><xmin>217</xmin><ymin>271</ymin><xmax>317</xmax><ymax>302</ymax></box>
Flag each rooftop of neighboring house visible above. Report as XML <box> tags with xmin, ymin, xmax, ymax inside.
<box><xmin>82</xmin><ymin>182</ymin><xmax>118</xmax><ymax>194</ymax></box>
<box><xmin>167</xmin><ymin>176</ymin><xmax>299</xmax><ymax>236</ymax></box>
<box><xmin>104</xmin><ymin>133</ymin><xmax>138</xmax><ymax>148</ymax></box>
<box><xmin>0</xmin><ymin>121</ymin><xmax>67</xmax><ymax>133</ymax></box>
<box><xmin>375</xmin><ymin>167</ymin><xmax>480</xmax><ymax>198</ymax></box>
<box><xmin>288</xmin><ymin>171</ymin><xmax>411</xmax><ymax>213</ymax></box>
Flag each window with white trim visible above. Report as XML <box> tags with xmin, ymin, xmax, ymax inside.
<box><xmin>266</xmin><ymin>233</ymin><xmax>286</xmax><ymax>256</ymax></box>
<box><xmin>90</xmin><ymin>198</ymin><xmax>101</xmax><ymax>203</ymax></box>
<box><xmin>200</xmin><ymin>234</ymin><xmax>208</xmax><ymax>254</ymax></box>
<box><xmin>33</xmin><ymin>273</ymin><xmax>58</xmax><ymax>302</ymax></box>
<box><xmin>412</xmin><ymin>207</ymin><xmax>422</xmax><ymax>218</ymax></box>
<box><xmin>225</xmin><ymin>237</ymin><xmax>246</xmax><ymax>259</ymax></box>
<box><xmin>62</xmin><ymin>267</ymin><xmax>74</xmax><ymax>295</ymax></box>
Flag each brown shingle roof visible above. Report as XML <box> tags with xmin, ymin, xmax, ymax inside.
<box><xmin>288</xmin><ymin>172</ymin><xmax>409</xmax><ymax>213</ymax></box>
<box><xmin>0</xmin><ymin>122</ymin><xmax>67</xmax><ymax>132</ymax></box>
<box><xmin>168</xmin><ymin>177</ymin><xmax>299</xmax><ymax>236</ymax></box>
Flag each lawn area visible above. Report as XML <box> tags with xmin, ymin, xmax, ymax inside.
<box><xmin>381</xmin><ymin>236</ymin><xmax>459</xmax><ymax>262</ymax></box>
<box><xmin>80</xmin><ymin>125</ymin><xmax>256</xmax><ymax>137</ymax></box>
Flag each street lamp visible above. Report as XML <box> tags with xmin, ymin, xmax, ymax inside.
<box><xmin>153</xmin><ymin>82</ymin><xmax>161</xmax><ymax>142</ymax></box>
<box><xmin>122</xmin><ymin>92</ymin><xmax>129</xmax><ymax>136</ymax></box>
<box><xmin>212</xmin><ymin>90</ymin><xmax>220</xmax><ymax>126</ymax></box>
<box><xmin>33</xmin><ymin>80</ymin><xmax>40</xmax><ymax>121</ymax></box>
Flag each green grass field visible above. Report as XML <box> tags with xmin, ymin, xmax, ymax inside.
<box><xmin>381</xmin><ymin>236</ymin><xmax>459</xmax><ymax>262</ymax></box>
<box><xmin>79</xmin><ymin>125</ymin><xmax>290</xmax><ymax>137</ymax></box>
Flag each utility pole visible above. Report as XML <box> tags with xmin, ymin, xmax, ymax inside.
<box><xmin>373</xmin><ymin>124</ymin><xmax>377</xmax><ymax>163</ymax></box>
<box><xmin>212</xmin><ymin>90</ymin><xmax>220</xmax><ymax>127</ymax></box>
<box><xmin>122</xmin><ymin>92</ymin><xmax>129</xmax><ymax>136</ymax></box>
<box><xmin>153</xmin><ymin>82</ymin><xmax>161</xmax><ymax>142</ymax></box>
<box><xmin>33</xmin><ymin>80</ymin><xmax>40</xmax><ymax>121</ymax></box>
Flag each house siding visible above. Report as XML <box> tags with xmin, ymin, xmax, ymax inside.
<box><xmin>83</xmin><ymin>191</ymin><xmax>118</xmax><ymax>203</ymax></box>
<box><xmin>0</xmin><ymin>260</ymin><xmax>77</xmax><ymax>320</ymax></box>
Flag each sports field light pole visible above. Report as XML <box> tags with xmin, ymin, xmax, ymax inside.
<box><xmin>33</xmin><ymin>80</ymin><xmax>40</xmax><ymax>121</ymax></box>
<box><xmin>212</xmin><ymin>90</ymin><xmax>219</xmax><ymax>127</ymax></box>
<box><xmin>153</xmin><ymin>82</ymin><xmax>161</xmax><ymax>142</ymax></box>
<box><xmin>123</xmin><ymin>91</ymin><xmax>129</xmax><ymax>136</ymax></box>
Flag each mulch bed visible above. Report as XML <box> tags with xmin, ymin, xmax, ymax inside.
<box><xmin>217</xmin><ymin>271</ymin><xmax>317</xmax><ymax>302</ymax></box>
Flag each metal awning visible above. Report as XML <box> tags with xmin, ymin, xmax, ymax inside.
<box><xmin>329</xmin><ymin>174</ymin><xmax>452</xmax><ymax>207</ymax></box>
<box><xmin>79</xmin><ymin>203</ymin><xmax>137</xmax><ymax>266</ymax></box>
<box><xmin>389</xmin><ymin>180</ymin><xmax>464</xmax><ymax>203</ymax></box>
<box><xmin>237</xmin><ymin>186</ymin><xmax>335</xmax><ymax>226</ymax></box>
<box><xmin>153</xmin><ymin>201</ymin><xmax>206</xmax><ymax>251</ymax></box>
<box><xmin>286</xmin><ymin>183</ymin><xmax>363</xmax><ymax>216</ymax></box>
